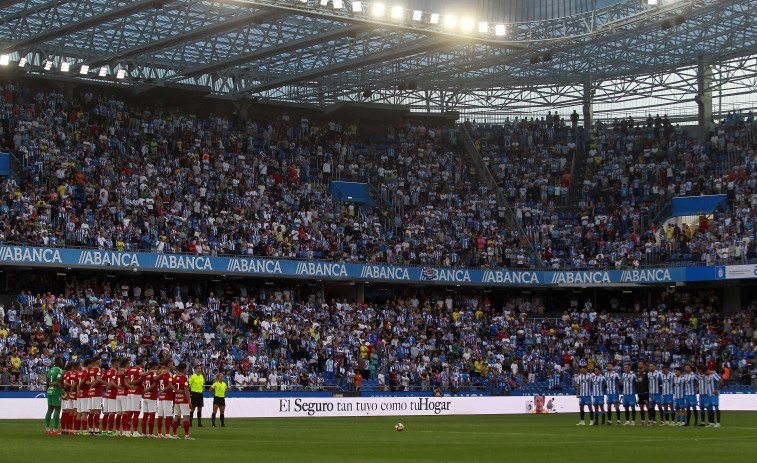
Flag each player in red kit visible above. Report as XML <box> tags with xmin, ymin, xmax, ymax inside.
<box><xmin>124</xmin><ymin>357</ymin><xmax>146</xmax><ymax>437</ymax></box>
<box><xmin>102</xmin><ymin>359</ymin><xmax>119</xmax><ymax>436</ymax></box>
<box><xmin>62</xmin><ymin>362</ymin><xmax>78</xmax><ymax>435</ymax></box>
<box><xmin>115</xmin><ymin>358</ymin><xmax>130</xmax><ymax>436</ymax></box>
<box><xmin>75</xmin><ymin>359</ymin><xmax>91</xmax><ymax>435</ymax></box>
<box><xmin>86</xmin><ymin>358</ymin><xmax>105</xmax><ymax>435</ymax></box>
<box><xmin>140</xmin><ymin>362</ymin><xmax>163</xmax><ymax>438</ymax></box>
<box><xmin>156</xmin><ymin>359</ymin><xmax>175</xmax><ymax>439</ymax></box>
<box><xmin>171</xmin><ymin>362</ymin><xmax>193</xmax><ymax>440</ymax></box>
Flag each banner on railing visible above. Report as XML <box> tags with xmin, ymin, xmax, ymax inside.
<box><xmin>0</xmin><ymin>245</ymin><xmax>732</xmax><ymax>287</ymax></box>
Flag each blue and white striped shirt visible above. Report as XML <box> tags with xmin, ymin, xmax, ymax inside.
<box><xmin>605</xmin><ymin>371</ymin><xmax>620</xmax><ymax>395</ymax></box>
<box><xmin>575</xmin><ymin>373</ymin><xmax>593</xmax><ymax>397</ymax></box>
<box><xmin>591</xmin><ymin>375</ymin><xmax>605</xmax><ymax>397</ymax></box>
<box><xmin>683</xmin><ymin>373</ymin><xmax>698</xmax><ymax>396</ymax></box>
<box><xmin>622</xmin><ymin>372</ymin><xmax>636</xmax><ymax>395</ymax></box>
<box><xmin>702</xmin><ymin>373</ymin><xmax>721</xmax><ymax>395</ymax></box>
<box><xmin>673</xmin><ymin>375</ymin><xmax>685</xmax><ymax>400</ymax></box>
<box><xmin>648</xmin><ymin>370</ymin><xmax>662</xmax><ymax>395</ymax></box>
<box><xmin>661</xmin><ymin>372</ymin><xmax>675</xmax><ymax>396</ymax></box>
<box><xmin>697</xmin><ymin>374</ymin><xmax>708</xmax><ymax>395</ymax></box>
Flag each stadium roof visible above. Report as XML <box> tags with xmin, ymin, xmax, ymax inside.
<box><xmin>0</xmin><ymin>0</ymin><xmax>755</xmax><ymax>120</ymax></box>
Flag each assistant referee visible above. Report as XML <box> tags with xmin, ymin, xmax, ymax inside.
<box><xmin>189</xmin><ymin>365</ymin><xmax>205</xmax><ymax>427</ymax></box>
<box><xmin>211</xmin><ymin>374</ymin><xmax>227</xmax><ymax>428</ymax></box>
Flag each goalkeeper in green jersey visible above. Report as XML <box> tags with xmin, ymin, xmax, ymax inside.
<box><xmin>45</xmin><ymin>357</ymin><xmax>64</xmax><ymax>435</ymax></box>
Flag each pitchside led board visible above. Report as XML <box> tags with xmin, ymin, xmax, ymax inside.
<box><xmin>0</xmin><ymin>245</ymin><xmax>743</xmax><ymax>287</ymax></box>
<box><xmin>1</xmin><ymin>395</ymin><xmax>755</xmax><ymax>419</ymax></box>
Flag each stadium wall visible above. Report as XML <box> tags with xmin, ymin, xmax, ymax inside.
<box><xmin>1</xmin><ymin>395</ymin><xmax>756</xmax><ymax>419</ymax></box>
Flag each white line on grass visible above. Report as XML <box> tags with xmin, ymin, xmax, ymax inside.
<box><xmin>418</xmin><ymin>431</ymin><xmax>587</xmax><ymax>438</ymax></box>
<box><xmin>181</xmin><ymin>435</ymin><xmax>757</xmax><ymax>446</ymax></box>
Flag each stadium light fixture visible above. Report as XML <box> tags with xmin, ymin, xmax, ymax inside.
<box><xmin>391</xmin><ymin>6</ymin><xmax>402</xmax><ymax>19</ymax></box>
<box><xmin>478</xmin><ymin>21</ymin><xmax>488</xmax><ymax>33</ymax></box>
<box><xmin>0</xmin><ymin>54</ymin><xmax>9</xmax><ymax>66</ymax></box>
<box><xmin>647</xmin><ymin>0</ymin><xmax>659</xmax><ymax>4</ymax></box>
<box><xmin>333</xmin><ymin>0</ymin><xmax>343</xmax><ymax>8</ymax></box>
<box><xmin>444</xmin><ymin>14</ymin><xmax>456</xmax><ymax>28</ymax></box>
<box><xmin>116</xmin><ymin>69</ymin><xmax>126</xmax><ymax>79</ymax></box>
<box><xmin>320</xmin><ymin>0</ymin><xmax>328</xmax><ymax>6</ymax></box>
<box><xmin>43</xmin><ymin>60</ymin><xmax>53</xmax><ymax>70</ymax></box>
<box><xmin>429</xmin><ymin>13</ymin><xmax>439</xmax><ymax>24</ymax></box>
<box><xmin>298</xmin><ymin>0</ymin><xmax>308</xmax><ymax>3</ymax></box>
<box><xmin>461</xmin><ymin>17</ymin><xmax>473</xmax><ymax>31</ymax></box>
<box><xmin>352</xmin><ymin>1</ymin><xmax>361</xmax><ymax>12</ymax></box>
<box><xmin>372</xmin><ymin>3</ymin><xmax>385</xmax><ymax>17</ymax></box>
<box><xmin>495</xmin><ymin>24</ymin><xmax>506</xmax><ymax>36</ymax></box>
<box><xmin>18</xmin><ymin>57</ymin><xmax>27</xmax><ymax>67</ymax></box>
<box><xmin>411</xmin><ymin>10</ymin><xmax>422</xmax><ymax>21</ymax></box>
<box><xmin>99</xmin><ymin>67</ymin><xmax>108</xmax><ymax>77</ymax></box>
<box><xmin>60</xmin><ymin>62</ymin><xmax>70</xmax><ymax>72</ymax></box>
<box><xmin>79</xmin><ymin>64</ymin><xmax>89</xmax><ymax>75</ymax></box>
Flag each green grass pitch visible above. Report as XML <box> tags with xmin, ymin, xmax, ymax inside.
<box><xmin>2</xmin><ymin>413</ymin><xmax>756</xmax><ymax>462</ymax></box>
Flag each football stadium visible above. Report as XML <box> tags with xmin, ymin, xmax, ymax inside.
<box><xmin>0</xmin><ymin>0</ymin><xmax>756</xmax><ymax>461</ymax></box>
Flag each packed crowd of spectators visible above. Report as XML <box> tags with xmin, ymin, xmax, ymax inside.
<box><xmin>0</xmin><ymin>82</ymin><xmax>533</xmax><ymax>268</ymax></box>
<box><xmin>5</xmin><ymin>81</ymin><xmax>755</xmax><ymax>271</ymax></box>
<box><xmin>0</xmin><ymin>279</ymin><xmax>755</xmax><ymax>393</ymax></box>
<box><xmin>471</xmin><ymin>111</ymin><xmax>757</xmax><ymax>269</ymax></box>
<box><xmin>336</xmin><ymin>127</ymin><xmax>533</xmax><ymax>268</ymax></box>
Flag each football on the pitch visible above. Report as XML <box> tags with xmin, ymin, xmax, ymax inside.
<box><xmin>395</xmin><ymin>423</ymin><xmax>404</xmax><ymax>431</ymax></box>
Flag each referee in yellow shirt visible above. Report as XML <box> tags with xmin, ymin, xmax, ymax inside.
<box><xmin>188</xmin><ymin>365</ymin><xmax>205</xmax><ymax>427</ymax></box>
<box><xmin>210</xmin><ymin>374</ymin><xmax>227</xmax><ymax>427</ymax></box>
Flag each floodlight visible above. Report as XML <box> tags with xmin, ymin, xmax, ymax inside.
<box><xmin>478</xmin><ymin>21</ymin><xmax>488</xmax><ymax>33</ymax></box>
<box><xmin>44</xmin><ymin>61</ymin><xmax>53</xmax><ymax>71</ymax></box>
<box><xmin>61</xmin><ymin>62</ymin><xmax>70</xmax><ymax>72</ymax></box>
<box><xmin>412</xmin><ymin>10</ymin><xmax>422</xmax><ymax>21</ymax></box>
<box><xmin>116</xmin><ymin>69</ymin><xmax>126</xmax><ymax>79</ymax></box>
<box><xmin>495</xmin><ymin>24</ymin><xmax>506</xmax><ymax>36</ymax></box>
<box><xmin>18</xmin><ymin>57</ymin><xmax>27</xmax><ymax>67</ymax></box>
<box><xmin>333</xmin><ymin>0</ymin><xmax>343</xmax><ymax>8</ymax></box>
<box><xmin>352</xmin><ymin>1</ymin><xmax>361</xmax><ymax>12</ymax></box>
<box><xmin>0</xmin><ymin>54</ymin><xmax>9</xmax><ymax>66</ymax></box>
<box><xmin>79</xmin><ymin>64</ymin><xmax>89</xmax><ymax>75</ymax></box>
<box><xmin>648</xmin><ymin>0</ymin><xmax>658</xmax><ymax>4</ymax></box>
<box><xmin>461</xmin><ymin>17</ymin><xmax>473</xmax><ymax>31</ymax></box>
<box><xmin>429</xmin><ymin>13</ymin><xmax>439</xmax><ymax>24</ymax></box>
<box><xmin>320</xmin><ymin>0</ymin><xmax>328</xmax><ymax>6</ymax></box>
<box><xmin>444</xmin><ymin>14</ymin><xmax>456</xmax><ymax>28</ymax></box>
<box><xmin>372</xmin><ymin>3</ymin><xmax>384</xmax><ymax>16</ymax></box>
<box><xmin>99</xmin><ymin>67</ymin><xmax>108</xmax><ymax>77</ymax></box>
<box><xmin>391</xmin><ymin>6</ymin><xmax>402</xmax><ymax>18</ymax></box>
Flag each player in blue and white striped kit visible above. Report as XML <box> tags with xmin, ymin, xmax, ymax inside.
<box><xmin>604</xmin><ymin>364</ymin><xmax>622</xmax><ymax>425</ymax></box>
<box><xmin>647</xmin><ymin>363</ymin><xmax>663</xmax><ymax>426</ymax></box>
<box><xmin>591</xmin><ymin>368</ymin><xmax>606</xmax><ymax>425</ymax></box>
<box><xmin>699</xmin><ymin>367</ymin><xmax>723</xmax><ymax>427</ymax></box>
<box><xmin>673</xmin><ymin>367</ymin><xmax>687</xmax><ymax>426</ymax></box>
<box><xmin>660</xmin><ymin>365</ymin><xmax>675</xmax><ymax>425</ymax></box>
<box><xmin>621</xmin><ymin>364</ymin><xmax>637</xmax><ymax>425</ymax></box>
<box><xmin>574</xmin><ymin>366</ymin><xmax>594</xmax><ymax>426</ymax></box>
<box><xmin>683</xmin><ymin>365</ymin><xmax>699</xmax><ymax>426</ymax></box>
<box><xmin>696</xmin><ymin>365</ymin><xmax>710</xmax><ymax>426</ymax></box>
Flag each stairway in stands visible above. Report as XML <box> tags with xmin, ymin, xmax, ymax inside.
<box><xmin>459</xmin><ymin>122</ymin><xmax>544</xmax><ymax>268</ymax></box>
<box><xmin>0</xmin><ymin>152</ymin><xmax>32</xmax><ymax>185</ymax></box>
<box><xmin>565</xmin><ymin>129</ymin><xmax>589</xmax><ymax>210</ymax></box>
<box><xmin>367</xmin><ymin>183</ymin><xmax>400</xmax><ymax>238</ymax></box>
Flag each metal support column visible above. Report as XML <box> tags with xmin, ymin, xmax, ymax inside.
<box><xmin>696</xmin><ymin>56</ymin><xmax>714</xmax><ymax>141</ymax></box>
<box><xmin>582</xmin><ymin>79</ymin><xmax>593</xmax><ymax>137</ymax></box>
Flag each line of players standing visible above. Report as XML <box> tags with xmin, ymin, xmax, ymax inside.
<box><xmin>574</xmin><ymin>361</ymin><xmax>724</xmax><ymax>427</ymax></box>
<box><xmin>54</xmin><ymin>356</ymin><xmax>194</xmax><ymax>439</ymax></box>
